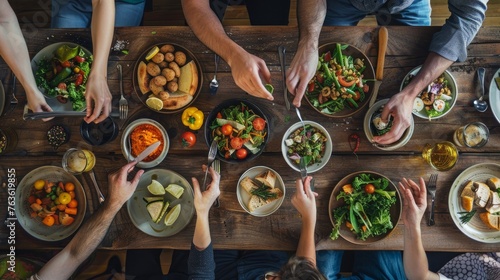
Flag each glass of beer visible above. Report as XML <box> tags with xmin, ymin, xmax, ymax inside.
<box><xmin>422</xmin><ymin>141</ymin><xmax>459</xmax><ymax>171</ymax></box>
<box><xmin>62</xmin><ymin>148</ymin><xmax>96</xmax><ymax>174</ymax></box>
<box><xmin>453</xmin><ymin>122</ymin><xmax>489</xmax><ymax>148</ymax></box>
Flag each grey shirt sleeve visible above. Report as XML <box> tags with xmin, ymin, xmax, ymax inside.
<box><xmin>188</xmin><ymin>242</ymin><xmax>216</xmax><ymax>280</ymax></box>
<box><xmin>428</xmin><ymin>0</ymin><xmax>487</xmax><ymax>62</ymax></box>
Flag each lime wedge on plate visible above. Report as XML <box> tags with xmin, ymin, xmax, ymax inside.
<box><xmin>146</xmin><ymin>201</ymin><xmax>164</xmax><ymax>221</ymax></box>
<box><xmin>146</xmin><ymin>96</ymin><xmax>163</xmax><ymax>111</ymax></box>
<box><xmin>147</xmin><ymin>179</ymin><xmax>165</xmax><ymax>195</ymax></box>
<box><xmin>145</xmin><ymin>46</ymin><xmax>160</xmax><ymax>61</ymax></box>
<box><xmin>164</xmin><ymin>204</ymin><xmax>181</xmax><ymax>226</ymax></box>
<box><xmin>156</xmin><ymin>201</ymin><xmax>170</xmax><ymax>223</ymax></box>
<box><xmin>165</xmin><ymin>184</ymin><xmax>184</xmax><ymax>199</ymax></box>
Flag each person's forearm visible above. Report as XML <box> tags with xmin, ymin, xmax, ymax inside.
<box><xmin>402</xmin><ymin>52</ymin><xmax>453</xmax><ymax>99</ymax></box>
<box><xmin>181</xmin><ymin>0</ymin><xmax>243</xmax><ymax>67</ymax></box>
<box><xmin>295</xmin><ymin>217</ymin><xmax>317</xmax><ymax>265</ymax></box>
<box><xmin>193</xmin><ymin>211</ymin><xmax>211</xmax><ymax>250</ymax></box>
<box><xmin>0</xmin><ymin>2</ymin><xmax>41</xmax><ymax>96</ymax></box>
<box><xmin>37</xmin><ymin>201</ymin><xmax>122</xmax><ymax>280</ymax></box>
<box><xmin>403</xmin><ymin>226</ymin><xmax>438</xmax><ymax>280</ymax></box>
<box><xmin>90</xmin><ymin>0</ymin><xmax>114</xmax><ymax>78</ymax></box>
<box><xmin>297</xmin><ymin>0</ymin><xmax>326</xmax><ymax>48</ymax></box>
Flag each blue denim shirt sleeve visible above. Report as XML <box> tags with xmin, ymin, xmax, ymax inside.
<box><xmin>188</xmin><ymin>242</ymin><xmax>216</xmax><ymax>280</ymax></box>
<box><xmin>428</xmin><ymin>0</ymin><xmax>487</xmax><ymax>62</ymax></box>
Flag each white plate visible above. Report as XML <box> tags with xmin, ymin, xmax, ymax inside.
<box><xmin>489</xmin><ymin>68</ymin><xmax>500</xmax><ymax>124</ymax></box>
<box><xmin>15</xmin><ymin>166</ymin><xmax>86</xmax><ymax>241</ymax></box>
<box><xmin>121</xmin><ymin>118</ymin><xmax>169</xmax><ymax>169</ymax></box>
<box><xmin>127</xmin><ymin>169</ymin><xmax>194</xmax><ymax>237</ymax></box>
<box><xmin>448</xmin><ymin>163</ymin><xmax>500</xmax><ymax>243</ymax></box>
<box><xmin>236</xmin><ymin>166</ymin><xmax>285</xmax><ymax>217</ymax></box>
<box><xmin>31</xmin><ymin>42</ymin><xmax>91</xmax><ymax>112</ymax></box>
<box><xmin>401</xmin><ymin>66</ymin><xmax>458</xmax><ymax>120</ymax></box>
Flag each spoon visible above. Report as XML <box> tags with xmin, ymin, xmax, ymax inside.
<box><xmin>209</xmin><ymin>54</ymin><xmax>220</xmax><ymax>95</ymax></box>
<box><xmin>473</xmin><ymin>67</ymin><xmax>488</xmax><ymax>112</ymax></box>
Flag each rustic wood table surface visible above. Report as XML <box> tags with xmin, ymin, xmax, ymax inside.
<box><xmin>0</xmin><ymin>26</ymin><xmax>499</xmax><ymax>252</ymax></box>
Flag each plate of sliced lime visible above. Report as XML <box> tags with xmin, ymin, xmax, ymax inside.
<box><xmin>127</xmin><ymin>169</ymin><xmax>194</xmax><ymax>237</ymax></box>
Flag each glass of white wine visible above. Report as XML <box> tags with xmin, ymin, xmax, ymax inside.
<box><xmin>422</xmin><ymin>141</ymin><xmax>459</xmax><ymax>171</ymax></box>
<box><xmin>62</xmin><ymin>148</ymin><xmax>104</xmax><ymax>203</ymax></box>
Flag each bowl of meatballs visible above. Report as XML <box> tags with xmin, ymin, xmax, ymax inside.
<box><xmin>133</xmin><ymin>43</ymin><xmax>203</xmax><ymax>114</ymax></box>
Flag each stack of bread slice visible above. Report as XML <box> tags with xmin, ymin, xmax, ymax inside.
<box><xmin>240</xmin><ymin>170</ymin><xmax>283</xmax><ymax>212</ymax></box>
<box><xmin>462</xmin><ymin>177</ymin><xmax>500</xmax><ymax>230</ymax></box>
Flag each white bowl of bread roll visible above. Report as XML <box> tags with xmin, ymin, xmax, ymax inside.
<box><xmin>237</xmin><ymin>166</ymin><xmax>285</xmax><ymax>217</ymax></box>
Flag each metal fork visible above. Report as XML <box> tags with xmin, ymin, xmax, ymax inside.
<box><xmin>117</xmin><ymin>64</ymin><xmax>128</xmax><ymax>120</ymax></box>
<box><xmin>427</xmin><ymin>174</ymin><xmax>438</xmax><ymax>226</ymax></box>
<box><xmin>213</xmin><ymin>159</ymin><xmax>221</xmax><ymax>208</ymax></box>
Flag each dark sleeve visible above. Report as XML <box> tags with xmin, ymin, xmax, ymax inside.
<box><xmin>188</xmin><ymin>242</ymin><xmax>215</xmax><ymax>280</ymax></box>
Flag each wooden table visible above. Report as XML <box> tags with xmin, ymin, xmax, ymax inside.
<box><xmin>0</xmin><ymin>26</ymin><xmax>499</xmax><ymax>252</ymax></box>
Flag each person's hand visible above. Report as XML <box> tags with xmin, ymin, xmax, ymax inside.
<box><xmin>291</xmin><ymin>176</ymin><xmax>318</xmax><ymax>222</ymax></box>
<box><xmin>227</xmin><ymin>49</ymin><xmax>274</xmax><ymax>101</ymax></box>
<box><xmin>372</xmin><ymin>89</ymin><xmax>414</xmax><ymax>145</ymax></box>
<box><xmin>192</xmin><ymin>165</ymin><xmax>220</xmax><ymax>217</ymax></box>
<box><xmin>107</xmin><ymin>161</ymin><xmax>144</xmax><ymax>208</ymax></box>
<box><xmin>287</xmin><ymin>43</ymin><xmax>318</xmax><ymax>107</ymax></box>
<box><xmin>398</xmin><ymin>177</ymin><xmax>427</xmax><ymax>228</ymax></box>
<box><xmin>84</xmin><ymin>72</ymin><xmax>112</xmax><ymax>124</ymax></box>
<box><xmin>26</xmin><ymin>88</ymin><xmax>53</xmax><ymax>121</ymax></box>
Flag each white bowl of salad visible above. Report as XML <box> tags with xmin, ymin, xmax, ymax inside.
<box><xmin>401</xmin><ymin>65</ymin><xmax>457</xmax><ymax>120</ymax></box>
<box><xmin>281</xmin><ymin>121</ymin><xmax>332</xmax><ymax>173</ymax></box>
<box><xmin>31</xmin><ymin>42</ymin><xmax>93</xmax><ymax>112</ymax></box>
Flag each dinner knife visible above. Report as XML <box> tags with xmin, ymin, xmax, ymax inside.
<box><xmin>133</xmin><ymin>141</ymin><xmax>161</xmax><ymax>163</ymax></box>
<box><xmin>23</xmin><ymin>106</ymin><xmax>119</xmax><ymax>120</ymax></box>
<box><xmin>368</xmin><ymin>26</ymin><xmax>388</xmax><ymax>108</ymax></box>
<box><xmin>278</xmin><ymin>46</ymin><xmax>291</xmax><ymax>110</ymax></box>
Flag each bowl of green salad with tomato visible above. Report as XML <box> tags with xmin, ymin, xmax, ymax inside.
<box><xmin>31</xmin><ymin>42</ymin><xmax>93</xmax><ymax>112</ymax></box>
<box><xmin>305</xmin><ymin>43</ymin><xmax>375</xmax><ymax>118</ymax></box>
<box><xmin>205</xmin><ymin>99</ymin><xmax>269</xmax><ymax>163</ymax></box>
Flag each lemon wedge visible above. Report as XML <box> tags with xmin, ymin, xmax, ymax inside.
<box><xmin>146</xmin><ymin>201</ymin><xmax>163</xmax><ymax>222</ymax></box>
<box><xmin>147</xmin><ymin>179</ymin><xmax>165</xmax><ymax>195</ymax></box>
<box><xmin>165</xmin><ymin>184</ymin><xmax>184</xmax><ymax>199</ymax></box>
<box><xmin>146</xmin><ymin>96</ymin><xmax>163</xmax><ymax>111</ymax></box>
<box><xmin>145</xmin><ymin>46</ymin><xmax>160</xmax><ymax>61</ymax></box>
<box><xmin>164</xmin><ymin>204</ymin><xmax>181</xmax><ymax>226</ymax></box>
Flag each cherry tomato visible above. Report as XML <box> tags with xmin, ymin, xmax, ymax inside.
<box><xmin>180</xmin><ymin>131</ymin><xmax>196</xmax><ymax>148</ymax></box>
<box><xmin>221</xmin><ymin>124</ymin><xmax>233</xmax><ymax>136</ymax></box>
<box><xmin>363</xmin><ymin>84</ymin><xmax>370</xmax><ymax>93</ymax></box>
<box><xmin>324</xmin><ymin>51</ymin><xmax>332</xmax><ymax>62</ymax></box>
<box><xmin>75</xmin><ymin>73</ymin><xmax>83</xmax><ymax>86</ymax></box>
<box><xmin>64</xmin><ymin>182</ymin><xmax>75</xmax><ymax>192</ymax></box>
<box><xmin>61</xmin><ymin>61</ymin><xmax>71</xmax><ymax>68</ymax></box>
<box><xmin>57</xmin><ymin>82</ymin><xmax>67</xmax><ymax>90</ymax></box>
<box><xmin>307</xmin><ymin>82</ymin><xmax>315</xmax><ymax>93</ymax></box>
<box><xmin>67</xmin><ymin>199</ymin><xmax>78</xmax><ymax>208</ymax></box>
<box><xmin>216</xmin><ymin>112</ymin><xmax>223</xmax><ymax>119</ymax></box>
<box><xmin>252</xmin><ymin>117</ymin><xmax>266</xmax><ymax>131</ymax></box>
<box><xmin>352</xmin><ymin>91</ymin><xmax>361</xmax><ymax>101</ymax></box>
<box><xmin>58</xmin><ymin>192</ymin><xmax>72</xmax><ymax>205</ymax></box>
<box><xmin>230</xmin><ymin>137</ymin><xmax>244</xmax><ymax>150</ymax></box>
<box><xmin>364</xmin><ymin>184</ymin><xmax>375</xmax><ymax>194</ymax></box>
<box><xmin>74</xmin><ymin>55</ymin><xmax>85</xmax><ymax>63</ymax></box>
<box><xmin>316</xmin><ymin>73</ymin><xmax>325</xmax><ymax>84</ymax></box>
<box><xmin>338</xmin><ymin>76</ymin><xmax>356</xmax><ymax>87</ymax></box>
<box><xmin>55</xmin><ymin>65</ymin><xmax>63</xmax><ymax>74</ymax></box>
<box><xmin>235</xmin><ymin>148</ymin><xmax>248</xmax><ymax>160</ymax></box>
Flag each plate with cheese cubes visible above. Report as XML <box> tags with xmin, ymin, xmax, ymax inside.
<box><xmin>127</xmin><ymin>169</ymin><xmax>194</xmax><ymax>237</ymax></box>
<box><xmin>237</xmin><ymin>166</ymin><xmax>285</xmax><ymax>217</ymax></box>
<box><xmin>449</xmin><ymin>163</ymin><xmax>500</xmax><ymax>243</ymax></box>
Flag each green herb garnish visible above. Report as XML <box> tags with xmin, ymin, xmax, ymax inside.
<box><xmin>251</xmin><ymin>185</ymin><xmax>277</xmax><ymax>201</ymax></box>
<box><xmin>458</xmin><ymin>210</ymin><xmax>477</xmax><ymax>224</ymax></box>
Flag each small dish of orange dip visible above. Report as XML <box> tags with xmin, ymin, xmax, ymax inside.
<box><xmin>130</xmin><ymin>124</ymin><xmax>164</xmax><ymax>162</ymax></box>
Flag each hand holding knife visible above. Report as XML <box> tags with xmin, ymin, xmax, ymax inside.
<box><xmin>369</xmin><ymin>26</ymin><xmax>388</xmax><ymax>108</ymax></box>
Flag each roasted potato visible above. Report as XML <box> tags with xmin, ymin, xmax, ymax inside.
<box><xmin>169</xmin><ymin>62</ymin><xmax>181</xmax><ymax>77</ymax></box>
<box><xmin>174</xmin><ymin>51</ymin><xmax>187</xmax><ymax>66</ymax></box>
<box><xmin>160</xmin><ymin>44</ymin><xmax>175</xmax><ymax>54</ymax></box>
<box><xmin>146</xmin><ymin>62</ymin><xmax>161</xmax><ymax>76</ymax></box>
<box><xmin>161</xmin><ymin>68</ymin><xmax>176</xmax><ymax>81</ymax></box>
<box><xmin>153</xmin><ymin>75</ymin><xmax>167</xmax><ymax>86</ymax></box>
<box><xmin>149</xmin><ymin>79</ymin><xmax>164</xmax><ymax>95</ymax></box>
<box><xmin>166</xmin><ymin>81</ymin><xmax>179</xmax><ymax>93</ymax></box>
<box><xmin>151</xmin><ymin>52</ymin><xmax>165</xmax><ymax>64</ymax></box>
<box><xmin>164</xmin><ymin>52</ymin><xmax>175</xmax><ymax>62</ymax></box>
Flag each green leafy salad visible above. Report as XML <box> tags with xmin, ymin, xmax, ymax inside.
<box><xmin>35</xmin><ymin>45</ymin><xmax>92</xmax><ymax>111</ymax></box>
<box><xmin>330</xmin><ymin>173</ymin><xmax>397</xmax><ymax>241</ymax></box>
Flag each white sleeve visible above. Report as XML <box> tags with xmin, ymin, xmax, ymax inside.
<box><xmin>438</xmin><ymin>272</ymin><xmax>453</xmax><ymax>280</ymax></box>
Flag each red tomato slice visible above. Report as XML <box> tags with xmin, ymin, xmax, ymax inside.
<box><xmin>338</xmin><ymin>76</ymin><xmax>355</xmax><ymax>87</ymax></box>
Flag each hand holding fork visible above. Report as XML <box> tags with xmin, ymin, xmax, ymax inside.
<box><xmin>427</xmin><ymin>174</ymin><xmax>438</xmax><ymax>226</ymax></box>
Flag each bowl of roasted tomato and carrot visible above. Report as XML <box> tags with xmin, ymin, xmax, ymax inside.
<box><xmin>204</xmin><ymin>99</ymin><xmax>269</xmax><ymax>163</ymax></box>
<box><xmin>15</xmin><ymin>166</ymin><xmax>87</xmax><ymax>242</ymax></box>
<box><xmin>305</xmin><ymin>43</ymin><xmax>375</xmax><ymax>118</ymax></box>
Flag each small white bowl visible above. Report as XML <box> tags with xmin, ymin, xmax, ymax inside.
<box><xmin>236</xmin><ymin>166</ymin><xmax>286</xmax><ymax>217</ymax></box>
<box><xmin>281</xmin><ymin>121</ymin><xmax>332</xmax><ymax>173</ymax></box>
<box><xmin>401</xmin><ymin>66</ymin><xmax>458</xmax><ymax>120</ymax></box>
<box><xmin>121</xmin><ymin>118</ymin><xmax>169</xmax><ymax>168</ymax></box>
<box><xmin>364</xmin><ymin>99</ymin><xmax>414</xmax><ymax>151</ymax></box>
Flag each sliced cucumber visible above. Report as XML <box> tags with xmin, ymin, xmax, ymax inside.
<box><xmin>216</xmin><ymin>118</ymin><xmax>245</xmax><ymax>131</ymax></box>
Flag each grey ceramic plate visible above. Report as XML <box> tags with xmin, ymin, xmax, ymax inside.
<box><xmin>236</xmin><ymin>166</ymin><xmax>286</xmax><ymax>217</ymax></box>
<box><xmin>15</xmin><ymin>166</ymin><xmax>86</xmax><ymax>241</ymax></box>
<box><xmin>127</xmin><ymin>169</ymin><xmax>194</xmax><ymax>237</ymax></box>
<box><xmin>449</xmin><ymin>163</ymin><xmax>500</xmax><ymax>243</ymax></box>
<box><xmin>31</xmin><ymin>42</ymin><xmax>91</xmax><ymax>112</ymax></box>
<box><xmin>489</xmin><ymin>68</ymin><xmax>500</xmax><ymax>124</ymax></box>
